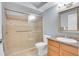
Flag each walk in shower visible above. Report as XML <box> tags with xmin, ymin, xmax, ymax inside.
<box><xmin>4</xmin><ymin>9</ymin><xmax>43</xmax><ymax>55</ymax></box>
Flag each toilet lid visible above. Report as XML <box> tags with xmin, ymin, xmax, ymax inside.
<box><xmin>35</xmin><ymin>42</ymin><xmax>47</xmax><ymax>47</ymax></box>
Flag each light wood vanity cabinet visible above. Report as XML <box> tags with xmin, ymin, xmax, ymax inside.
<box><xmin>48</xmin><ymin>39</ymin><xmax>60</xmax><ymax>56</ymax></box>
<box><xmin>48</xmin><ymin>39</ymin><xmax>78</xmax><ymax>56</ymax></box>
<box><xmin>60</xmin><ymin>43</ymin><xmax>78</xmax><ymax>56</ymax></box>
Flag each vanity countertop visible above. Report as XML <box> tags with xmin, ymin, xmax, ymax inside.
<box><xmin>48</xmin><ymin>37</ymin><xmax>79</xmax><ymax>48</ymax></box>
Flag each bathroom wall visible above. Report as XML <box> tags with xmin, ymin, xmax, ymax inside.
<box><xmin>42</xmin><ymin>5</ymin><xmax>60</xmax><ymax>36</ymax></box>
<box><xmin>0</xmin><ymin>2</ymin><xmax>2</xmax><ymax>40</ymax></box>
<box><xmin>2</xmin><ymin>3</ymin><xmax>43</xmax><ymax>55</ymax></box>
<box><xmin>5</xmin><ymin>10</ymin><xmax>43</xmax><ymax>55</ymax></box>
<box><xmin>0</xmin><ymin>2</ymin><xmax>4</xmax><ymax>56</ymax></box>
<box><xmin>42</xmin><ymin>4</ymin><xmax>79</xmax><ymax>39</ymax></box>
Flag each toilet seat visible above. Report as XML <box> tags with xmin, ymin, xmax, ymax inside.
<box><xmin>35</xmin><ymin>42</ymin><xmax>47</xmax><ymax>48</ymax></box>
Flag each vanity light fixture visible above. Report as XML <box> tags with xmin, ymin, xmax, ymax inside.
<box><xmin>57</xmin><ymin>2</ymin><xmax>75</xmax><ymax>8</ymax></box>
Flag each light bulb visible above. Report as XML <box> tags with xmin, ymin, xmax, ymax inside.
<box><xmin>28</xmin><ymin>15</ymin><xmax>36</xmax><ymax>22</ymax></box>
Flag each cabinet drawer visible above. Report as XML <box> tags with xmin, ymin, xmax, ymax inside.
<box><xmin>60</xmin><ymin>44</ymin><xmax>78</xmax><ymax>55</ymax></box>
<box><xmin>60</xmin><ymin>50</ymin><xmax>74</xmax><ymax>56</ymax></box>
<box><xmin>48</xmin><ymin>45</ymin><xmax>59</xmax><ymax>53</ymax></box>
<box><xmin>48</xmin><ymin>39</ymin><xmax>59</xmax><ymax>48</ymax></box>
<box><xmin>48</xmin><ymin>49</ymin><xmax>59</xmax><ymax>56</ymax></box>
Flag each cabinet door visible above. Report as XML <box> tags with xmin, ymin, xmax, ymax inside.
<box><xmin>48</xmin><ymin>49</ymin><xmax>59</xmax><ymax>56</ymax></box>
<box><xmin>48</xmin><ymin>39</ymin><xmax>60</xmax><ymax>56</ymax></box>
<box><xmin>48</xmin><ymin>39</ymin><xmax>59</xmax><ymax>48</ymax></box>
<box><xmin>78</xmin><ymin>49</ymin><xmax>79</xmax><ymax>56</ymax></box>
<box><xmin>60</xmin><ymin>43</ymin><xmax>78</xmax><ymax>56</ymax></box>
<box><xmin>60</xmin><ymin>50</ymin><xmax>74</xmax><ymax>56</ymax></box>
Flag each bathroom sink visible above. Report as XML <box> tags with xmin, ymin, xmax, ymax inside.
<box><xmin>56</xmin><ymin>37</ymin><xmax>77</xmax><ymax>43</ymax></box>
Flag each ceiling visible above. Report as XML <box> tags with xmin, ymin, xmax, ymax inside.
<box><xmin>14</xmin><ymin>2</ymin><xmax>57</xmax><ymax>13</ymax></box>
<box><xmin>4</xmin><ymin>2</ymin><xmax>57</xmax><ymax>15</ymax></box>
<box><xmin>31</xmin><ymin>2</ymin><xmax>47</xmax><ymax>8</ymax></box>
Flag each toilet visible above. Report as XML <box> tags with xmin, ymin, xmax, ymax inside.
<box><xmin>35</xmin><ymin>35</ymin><xmax>51</xmax><ymax>56</ymax></box>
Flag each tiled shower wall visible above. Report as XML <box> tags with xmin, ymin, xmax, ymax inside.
<box><xmin>4</xmin><ymin>10</ymin><xmax>43</xmax><ymax>55</ymax></box>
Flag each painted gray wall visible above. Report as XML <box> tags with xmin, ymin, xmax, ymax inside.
<box><xmin>42</xmin><ymin>5</ymin><xmax>60</xmax><ymax>36</ymax></box>
<box><xmin>0</xmin><ymin>2</ymin><xmax>2</xmax><ymax>40</ymax></box>
<box><xmin>42</xmin><ymin>4</ymin><xmax>79</xmax><ymax>39</ymax></box>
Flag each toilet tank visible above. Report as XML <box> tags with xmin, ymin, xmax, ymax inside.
<box><xmin>43</xmin><ymin>35</ymin><xmax>51</xmax><ymax>43</ymax></box>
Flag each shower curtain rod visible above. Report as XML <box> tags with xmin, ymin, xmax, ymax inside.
<box><xmin>4</xmin><ymin>8</ymin><xmax>29</xmax><ymax>15</ymax></box>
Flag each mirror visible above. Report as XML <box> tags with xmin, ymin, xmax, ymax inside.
<box><xmin>59</xmin><ymin>7</ymin><xmax>79</xmax><ymax>32</ymax></box>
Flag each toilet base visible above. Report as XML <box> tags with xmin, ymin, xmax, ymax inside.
<box><xmin>37</xmin><ymin>46</ymin><xmax>47</xmax><ymax>56</ymax></box>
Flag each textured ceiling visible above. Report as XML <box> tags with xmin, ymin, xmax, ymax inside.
<box><xmin>4</xmin><ymin>2</ymin><xmax>57</xmax><ymax>15</ymax></box>
<box><xmin>31</xmin><ymin>2</ymin><xmax>47</xmax><ymax>8</ymax></box>
<box><xmin>14</xmin><ymin>2</ymin><xmax>57</xmax><ymax>12</ymax></box>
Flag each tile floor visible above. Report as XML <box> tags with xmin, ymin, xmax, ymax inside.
<box><xmin>0</xmin><ymin>43</ymin><xmax>47</xmax><ymax>56</ymax></box>
<box><xmin>10</xmin><ymin>48</ymin><xmax>47</xmax><ymax>56</ymax></box>
<box><xmin>10</xmin><ymin>48</ymin><xmax>38</xmax><ymax>56</ymax></box>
